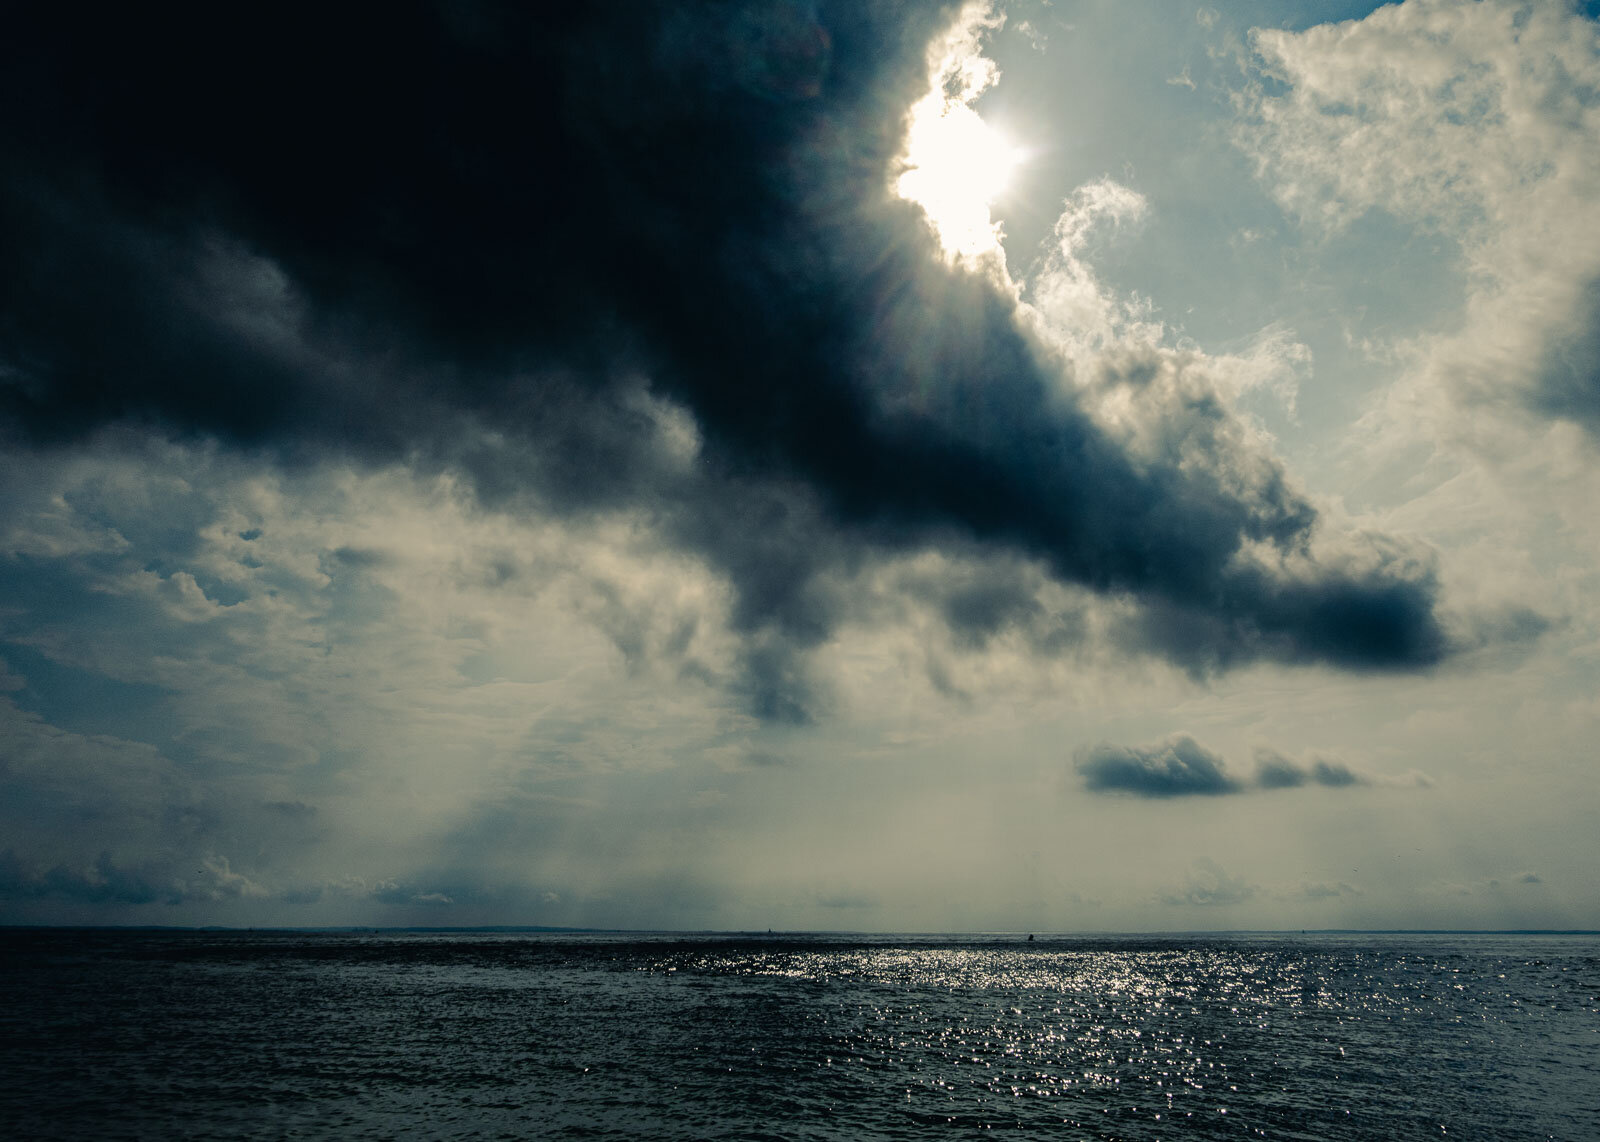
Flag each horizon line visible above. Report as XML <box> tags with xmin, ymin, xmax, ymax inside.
<box><xmin>3</xmin><ymin>925</ymin><xmax>1597</xmax><ymax>937</ymax></box>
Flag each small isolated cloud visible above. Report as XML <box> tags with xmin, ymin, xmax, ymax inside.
<box><xmin>1159</xmin><ymin>857</ymin><xmax>1254</xmax><ymax>907</ymax></box>
<box><xmin>1445</xmin><ymin>873</ymin><xmax>1548</xmax><ymax>898</ymax></box>
<box><xmin>191</xmin><ymin>855</ymin><xmax>272</xmax><ymax>901</ymax></box>
<box><xmin>1014</xmin><ymin>19</ymin><xmax>1048</xmax><ymax>53</ymax></box>
<box><xmin>1076</xmin><ymin>735</ymin><xmax>1241</xmax><ymax>797</ymax></box>
<box><xmin>370</xmin><ymin>879</ymin><xmax>454</xmax><ymax>907</ymax></box>
<box><xmin>1380</xmin><ymin>770</ymin><xmax>1436</xmax><ymax>789</ymax></box>
<box><xmin>1252</xmin><ymin>747</ymin><xmax>1370</xmax><ymax>789</ymax></box>
<box><xmin>1299</xmin><ymin>881</ymin><xmax>1358</xmax><ymax>900</ymax></box>
<box><xmin>1078</xmin><ymin>737</ymin><xmax>1407</xmax><ymax>798</ymax></box>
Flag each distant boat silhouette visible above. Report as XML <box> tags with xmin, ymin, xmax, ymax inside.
<box><xmin>1027</xmin><ymin>933</ymin><xmax>1034</xmax><ymax>941</ymax></box>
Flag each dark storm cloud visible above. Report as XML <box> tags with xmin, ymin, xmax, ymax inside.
<box><xmin>1253</xmin><ymin>746</ymin><xmax>1368</xmax><ymax>789</ymax></box>
<box><xmin>0</xmin><ymin>849</ymin><xmax>170</xmax><ymax>905</ymax></box>
<box><xmin>0</xmin><ymin>1</ymin><xmax>1460</xmax><ymax>719</ymax></box>
<box><xmin>1076</xmin><ymin>736</ymin><xmax>1241</xmax><ymax>797</ymax></box>
<box><xmin>0</xmin><ymin>848</ymin><xmax>270</xmax><ymax>906</ymax></box>
<box><xmin>1080</xmin><ymin>739</ymin><xmax>1378</xmax><ymax>798</ymax></box>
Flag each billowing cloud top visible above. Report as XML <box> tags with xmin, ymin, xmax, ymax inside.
<box><xmin>0</xmin><ymin>0</ymin><xmax>1466</xmax><ymax>722</ymax></box>
<box><xmin>1077</xmin><ymin>736</ymin><xmax>1241</xmax><ymax>798</ymax></box>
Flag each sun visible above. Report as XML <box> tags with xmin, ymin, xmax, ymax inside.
<box><xmin>894</xmin><ymin>10</ymin><xmax>1023</xmax><ymax>261</ymax></box>
<box><xmin>897</xmin><ymin>98</ymin><xmax>1022</xmax><ymax>258</ymax></box>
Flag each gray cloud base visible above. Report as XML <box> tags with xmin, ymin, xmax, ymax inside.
<box><xmin>1077</xmin><ymin>736</ymin><xmax>1241</xmax><ymax>797</ymax></box>
<box><xmin>1079</xmin><ymin>738</ymin><xmax>1382</xmax><ymax>798</ymax></box>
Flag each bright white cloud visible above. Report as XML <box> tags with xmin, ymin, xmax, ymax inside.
<box><xmin>1238</xmin><ymin>0</ymin><xmax>1600</xmax><ymax>450</ymax></box>
<box><xmin>896</xmin><ymin>1</ymin><xmax>1021</xmax><ymax>261</ymax></box>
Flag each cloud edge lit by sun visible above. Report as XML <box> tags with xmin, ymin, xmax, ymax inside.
<box><xmin>895</xmin><ymin>1</ymin><xmax>1024</xmax><ymax>262</ymax></box>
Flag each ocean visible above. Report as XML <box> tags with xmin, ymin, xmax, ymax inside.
<box><xmin>1</xmin><ymin>930</ymin><xmax>1595</xmax><ymax>1139</ymax></box>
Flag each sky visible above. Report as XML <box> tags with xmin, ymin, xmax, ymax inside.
<box><xmin>1</xmin><ymin>0</ymin><xmax>1597</xmax><ymax>932</ymax></box>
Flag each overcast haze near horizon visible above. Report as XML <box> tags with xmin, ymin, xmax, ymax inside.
<box><xmin>2</xmin><ymin>0</ymin><xmax>1598</xmax><ymax>932</ymax></box>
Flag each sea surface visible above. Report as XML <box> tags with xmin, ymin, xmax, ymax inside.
<box><xmin>1</xmin><ymin>929</ymin><xmax>1596</xmax><ymax>1140</ymax></box>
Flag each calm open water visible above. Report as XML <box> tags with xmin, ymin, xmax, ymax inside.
<box><xmin>1</xmin><ymin>930</ymin><xmax>1596</xmax><ymax>1140</ymax></box>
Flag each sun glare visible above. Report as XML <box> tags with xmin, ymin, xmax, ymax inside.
<box><xmin>894</xmin><ymin>12</ymin><xmax>1021</xmax><ymax>261</ymax></box>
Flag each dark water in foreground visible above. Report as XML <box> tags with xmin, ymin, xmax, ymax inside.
<box><xmin>2</xmin><ymin>931</ymin><xmax>1596</xmax><ymax>1140</ymax></box>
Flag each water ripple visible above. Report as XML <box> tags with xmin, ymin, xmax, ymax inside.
<box><xmin>1</xmin><ymin>931</ymin><xmax>1594</xmax><ymax>1139</ymax></box>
